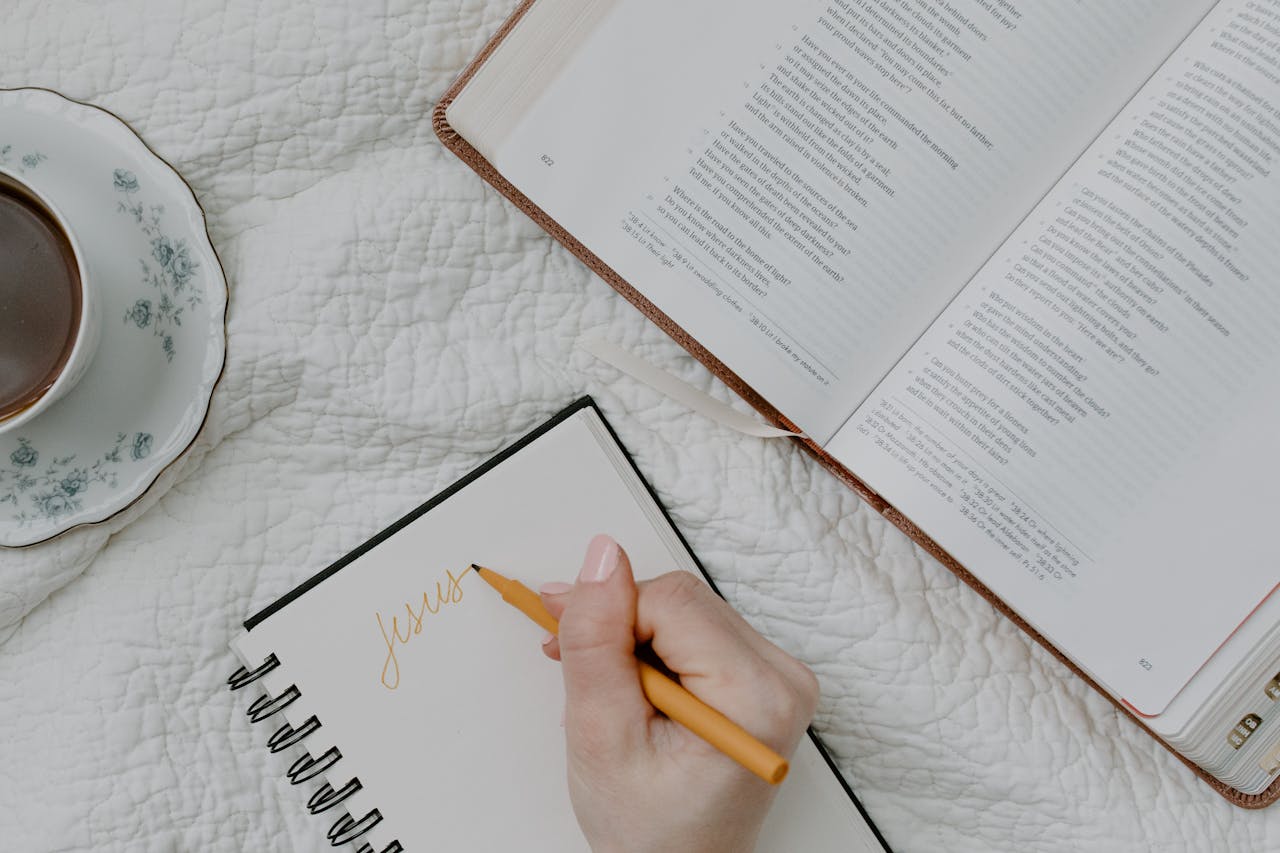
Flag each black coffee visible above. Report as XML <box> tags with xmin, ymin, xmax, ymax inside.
<box><xmin>0</xmin><ymin>174</ymin><xmax>81</xmax><ymax>422</ymax></box>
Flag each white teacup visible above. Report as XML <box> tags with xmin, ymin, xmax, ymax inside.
<box><xmin>0</xmin><ymin>166</ymin><xmax>100</xmax><ymax>436</ymax></box>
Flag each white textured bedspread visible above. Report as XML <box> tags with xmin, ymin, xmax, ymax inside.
<box><xmin>1</xmin><ymin>2</ymin><xmax>1275</xmax><ymax>850</ymax></box>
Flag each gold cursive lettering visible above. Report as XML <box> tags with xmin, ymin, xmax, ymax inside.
<box><xmin>376</xmin><ymin>567</ymin><xmax>469</xmax><ymax>690</ymax></box>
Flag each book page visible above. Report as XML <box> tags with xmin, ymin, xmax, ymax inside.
<box><xmin>451</xmin><ymin>0</ymin><xmax>1215</xmax><ymax>440</ymax></box>
<box><xmin>233</xmin><ymin>406</ymin><xmax>882</xmax><ymax>852</ymax></box>
<box><xmin>829</xmin><ymin>0</ymin><xmax>1280</xmax><ymax>715</ymax></box>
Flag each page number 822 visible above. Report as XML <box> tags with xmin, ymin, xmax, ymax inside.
<box><xmin>1138</xmin><ymin>658</ymin><xmax>1153</xmax><ymax>671</ymax></box>
<box><xmin>540</xmin><ymin>154</ymin><xmax>555</xmax><ymax>167</ymax></box>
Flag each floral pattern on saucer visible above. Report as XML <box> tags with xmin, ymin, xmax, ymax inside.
<box><xmin>115</xmin><ymin>169</ymin><xmax>203</xmax><ymax>362</ymax></box>
<box><xmin>0</xmin><ymin>87</ymin><xmax>227</xmax><ymax>547</ymax></box>
<box><xmin>0</xmin><ymin>144</ymin><xmax>47</xmax><ymax>173</ymax></box>
<box><xmin>0</xmin><ymin>433</ymin><xmax>153</xmax><ymax>526</ymax></box>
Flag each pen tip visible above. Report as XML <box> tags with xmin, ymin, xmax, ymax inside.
<box><xmin>472</xmin><ymin>565</ymin><xmax>506</xmax><ymax>593</ymax></box>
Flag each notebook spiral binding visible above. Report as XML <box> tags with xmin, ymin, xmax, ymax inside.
<box><xmin>229</xmin><ymin>655</ymin><xmax>404</xmax><ymax>853</ymax></box>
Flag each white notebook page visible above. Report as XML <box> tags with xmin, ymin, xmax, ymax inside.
<box><xmin>233</xmin><ymin>404</ymin><xmax>884</xmax><ymax>852</ymax></box>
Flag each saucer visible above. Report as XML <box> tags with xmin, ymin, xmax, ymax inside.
<box><xmin>0</xmin><ymin>88</ymin><xmax>226</xmax><ymax>547</ymax></box>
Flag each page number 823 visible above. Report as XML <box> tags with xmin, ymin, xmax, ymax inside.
<box><xmin>540</xmin><ymin>154</ymin><xmax>555</xmax><ymax>167</ymax></box>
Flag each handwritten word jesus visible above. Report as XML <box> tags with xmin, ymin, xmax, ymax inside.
<box><xmin>375</xmin><ymin>567</ymin><xmax>468</xmax><ymax>690</ymax></box>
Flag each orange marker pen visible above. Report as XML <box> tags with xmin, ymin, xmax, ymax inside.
<box><xmin>472</xmin><ymin>564</ymin><xmax>790</xmax><ymax>785</ymax></box>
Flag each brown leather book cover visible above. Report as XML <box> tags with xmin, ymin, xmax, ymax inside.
<box><xmin>432</xmin><ymin>0</ymin><xmax>1280</xmax><ymax>810</ymax></box>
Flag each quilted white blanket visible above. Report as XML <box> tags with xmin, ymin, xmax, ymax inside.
<box><xmin>1</xmin><ymin>2</ymin><xmax>1275</xmax><ymax>850</ymax></box>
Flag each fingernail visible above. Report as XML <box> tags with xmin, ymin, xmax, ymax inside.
<box><xmin>539</xmin><ymin>582</ymin><xmax>572</xmax><ymax>596</ymax></box>
<box><xmin>541</xmin><ymin>632</ymin><xmax>555</xmax><ymax>646</ymax></box>
<box><xmin>579</xmin><ymin>534</ymin><xmax>620</xmax><ymax>584</ymax></box>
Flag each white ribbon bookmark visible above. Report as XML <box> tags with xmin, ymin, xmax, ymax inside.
<box><xmin>579</xmin><ymin>337</ymin><xmax>803</xmax><ymax>439</ymax></box>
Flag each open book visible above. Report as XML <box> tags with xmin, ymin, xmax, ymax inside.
<box><xmin>229</xmin><ymin>399</ymin><xmax>889</xmax><ymax>851</ymax></box>
<box><xmin>437</xmin><ymin>0</ymin><xmax>1280</xmax><ymax>806</ymax></box>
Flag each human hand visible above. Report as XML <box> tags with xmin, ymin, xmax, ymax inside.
<box><xmin>539</xmin><ymin>534</ymin><xmax>820</xmax><ymax>853</ymax></box>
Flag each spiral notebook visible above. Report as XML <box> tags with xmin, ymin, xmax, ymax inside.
<box><xmin>228</xmin><ymin>398</ymin><xmax>890</xmax><ymax>852</ymax></box>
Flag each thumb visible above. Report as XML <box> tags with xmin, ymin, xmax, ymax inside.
<box><xmin>557</xmin><ymin>535</ymin><xmax>649</xmax><ymax>761</ymax></box>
